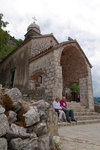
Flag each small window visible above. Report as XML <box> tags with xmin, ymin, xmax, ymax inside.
<box><xmin>36</xmin><ymin>76</ymin><xmax>42</xmax><ymax>84</ymax></box>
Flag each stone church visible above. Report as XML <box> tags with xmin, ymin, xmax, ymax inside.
<box><xmin>0</xmin><ymin>21</ymin><xmax>94</xmax><ymax>110</ymax></box>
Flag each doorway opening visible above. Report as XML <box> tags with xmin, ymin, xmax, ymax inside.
<box><xmin>10</xmin><ymin>70</ymin><xmax>15</xmax><ymax>87</ymax></box>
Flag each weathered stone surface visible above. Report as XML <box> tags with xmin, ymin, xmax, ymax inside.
<box><xmin>8</xmin><ymin>111</ymin><xmax>17</xmax><ymax>124</ymax></box>
<box><xmin>7</xmin><ymin>124</ymin><xmax>35</xmax><ymax>139</ymax></box>
<box><xmin>32</xmin><ymin>100</ymin><xmax>47</xmax><ymax>111</ymax></box>
<box><xmin>10</xmin><ymin>137</ymin><xmax>38</xmax><ymax>150</ymax></box>
<box><xmin>23</xmin><ymin>106</ymin><xmax>40</xmax><ymax>127</ymax></box>
<box><xmin>0</xmin><ymin>114</ymin><xmax>9</xmax><ymax>137</ymax></box>
<box><xmin>39</xmin><ymin>110</ymin><xmax>48</xmax><ymax>121</ymax></box>
<box><xmin>27</xmin><ymin>122</ymin><xmax>47</xmax><ymax>137</ymax></box>
<box><xmin>47</xmin><ymin>108</ymin><xmax>58</xmax><ymax>136</ymax></box>
<box><xmin>0</xmin><ymin>138</ymin><xmax>7</xmax><ymax>150</ymax></box>
<box><xmin>5</xmin><ymin>88</ymin><xmax>23</xmax><ymax>112</ymax></box>
<box><xmin>38</xmin><ymin>135</ymin><xmax>50</xmax><ymax>150</ymax></box>
<box><xmin>0</xmin><ymin>105</ymin><xmax>5</xmax><ymax>114</ymax></box>
<box><xmin>0</xmin><ymin>87</ymin><xmax>58</xmax><ymax>150</ymax></box>
<box><xmin>45</xmin><ymin>101</ymin><xmax>50</xmax><ymax>109</ymax></box>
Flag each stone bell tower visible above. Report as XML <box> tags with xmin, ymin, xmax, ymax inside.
<box><xmin>25</xmin><ymin>19</ymin><xmax>41</xmax><ymax>39</ymax></box>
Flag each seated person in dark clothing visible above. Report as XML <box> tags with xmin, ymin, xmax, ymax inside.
<box><xmin>60</xmin><ymin>96</ymin><xmax>77</xmax><ymax>123</ymax></box>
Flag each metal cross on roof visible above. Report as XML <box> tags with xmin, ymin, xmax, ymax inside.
<box><xmin>32</xmin><ymin>17</ymin><xmax>37</xmax><ymax>23</ymax></box>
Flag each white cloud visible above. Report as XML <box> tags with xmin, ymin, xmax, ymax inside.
<box><xmin>0</xmin><ymin>0</ymin><xmax>100</xmax><ymax>96</ymax></box>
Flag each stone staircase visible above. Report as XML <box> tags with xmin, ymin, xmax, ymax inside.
<box><xmin>58</xmin><ymin>102</ymin><xmax>100</xmax><ymax>126</ymax></box>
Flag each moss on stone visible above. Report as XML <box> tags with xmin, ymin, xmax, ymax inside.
<box><xmin>3</xmin><ymin>95</ymin><xmax>15</xmax><ymax>111</ymax></box>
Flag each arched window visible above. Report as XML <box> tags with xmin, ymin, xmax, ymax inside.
<box><xmin>31</xmin><ymin>72</ymin><xmax>43</xmax><ymax>88</ymax></box>
<box><xmin>36</xmin><ymin>76</ymin><xmax>42</xmax><ymax>84</ymax></box>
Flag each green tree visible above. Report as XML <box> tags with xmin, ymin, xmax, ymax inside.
<box><xmin>69</xmin><ymin>83</ymin><xmax>80</xmax><ymax>94</ymax></box>
<box><xmin>0</xmin><ymin>13</ymin><xmax>9</xmax><ymax>28</ymax></box>
<box><xmin>0</xmin><ymin>13</ymin><xmax>23</xmax><ymax>61</ymax></box>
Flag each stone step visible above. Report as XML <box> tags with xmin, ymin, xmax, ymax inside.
<box><xmin>74</xmin><ymin>112</ymin><xmax>99</xmax><ymax>116</ymax></box>
<box><xmin>68</xmin><ymin>106</ymin><xmax>85</xmax><ymax>110</ymax></box>
<box><xmin>75</xmin><ymin>115</ymin><xmax>100</xmax><ymax>121</ymax></box>
<box><xmin>67</xmin><ymin>102</ymin><xmax>81</xmax><ymax>105</ymax></box>
<box><xmin>72</xmin><ymin>108</ymin><xmax>90</xmax><ymax>112</ymax></box>
<box><xmin>77</xmin><ymin>119</ymin><xmax>100</xmax><ymax>125</ymax></box>
<box><xmin>58</xmin><ymin>119</ymin><xmax>100</xmax><ymax>127</ymax></box>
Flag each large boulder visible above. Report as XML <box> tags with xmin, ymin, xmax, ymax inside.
<box><xmin>9</xmin><ymin>137</ymin><xmax>38</xmax><ymax>150</ymax></box>
<box><xmin>38</xmin><ymin>135</ymin><xmax>50</xmax><ymax>150</ymax></box>
<box><xmin>0</xmin><ymin>105</ymin><xmax>5</xmax><ymax>114</ymax></box>
<box><xmin>0</xmin><ymin>138</ymin><xmax>7</xmax><ymax>150</ymax></box>
<box><xmin>38</xmin><ymin>110</ymin><xmax>48</xmax><ymax>121</ymax></box>
<box><xmin>32</xmin><ymin>100</ymin><xmax>50</xmax><ymax>111</ymax></box>
<box><xmin>7</xmin><ymin>111</ymin><xmax>17</xmax><ymax>124</ymax></box>
<box><xmin>47</xmin><ymin>108</ymin><xmax>58</xmax><ymax>136</ymax></box>
<box><xmin>6</xmin><ymin>124</ymin><xmax>35</xmax><ymax>139</ymax></box>
<box><xmin>23</xmin><ymin>106</ymin><xmax>40</xmax><ymax>127</ymax></box>
<box><xmin>4</xmin><ymin>88</ymin><xmax>23</xmax><ymax>112</ymax></box>
<box><xmin>0</xmin><ymin>114</ymin><xmax>9</xmax><ymax>137</ymax></box>
<box><xmin>27</xmin><ymin>122</ymin><xmax>47</xmax><ymax>137</ymax></box>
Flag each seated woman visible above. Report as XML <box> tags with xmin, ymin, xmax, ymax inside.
<box><xmin>53</xmin><ymin>97</ymin><xmax>66</xmax><ymax>122</ymax></box>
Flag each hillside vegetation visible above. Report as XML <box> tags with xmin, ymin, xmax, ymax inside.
<box><xmin>0</xmin><ymin>13</ymin><xmax>23</xmax><ymax>61</ymax></box>
<box><xmin>94</xmin><ymin>97</ymin><xmax>100</xmax><ymax>105</ymax></box>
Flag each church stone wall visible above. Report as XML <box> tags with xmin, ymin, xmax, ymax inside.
<box><xmin>29</xmin><ymin>50</ymin><xmax>56</xmax><ymax>101</ymax></box>
<box><xmin>31</xmin><ymin>36</ymin><xmax>57</xmax><ymax>57</ymax></box>
<box><xmin>0</xmin><ymin>41</ymin><xmax>31</xmax><ymax>93</ymax></box>
<box><xmin>29</xmin><ymin>46</ymin><xmax>64</xmax><ymax>101</ymax></box>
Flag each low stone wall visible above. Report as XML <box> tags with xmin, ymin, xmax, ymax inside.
<box><xmin>94</xmin><ymin>104</ymin><xmax>100</xmax><ymax>113</ymax></box>
<box><xmin>0</xmin><ymin>87</ymin><xmax>58</xmax><ymax>150</ymax></box>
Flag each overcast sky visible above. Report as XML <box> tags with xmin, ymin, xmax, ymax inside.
<box><xmin>0</xmin><ymin>0</ymin><xmax>100</xmax><ymax>97</ymax></box>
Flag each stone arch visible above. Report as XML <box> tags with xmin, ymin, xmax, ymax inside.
<box><xmin>59</xmin><ymin>43</ymin><xmax>91</xmax><ymax>106</ymax></box>
<box><xmin>31</xmin><ymin>71</ymin><xmax>44</xmax><ymax>80</ymax></box>
<box><xmin>60</xmin><ymin>44</ymin><xmax>88</xmax><ymax>89</ymax></box>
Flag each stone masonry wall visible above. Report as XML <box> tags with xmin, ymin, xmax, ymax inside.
<box><xmin>79</xmin><ymin>65</ymin><xmax>94</xmax><ymax>110</ymax></box>
<box><xmin>31</xmin><ymin>36</ymin><xmax>57</xmax><ymax>57</ymax></box>
<box><xmin>0</xmin><ymin>87</ymin><xmax>58</xmax><ymax>150</ymax></box>
<box><xmin>79</xmin><ymin>76</ymin><xmax>88</xmax><ymax>107</ymax></box>
<box><xmin>0</xmin><ymin>41</ymin><xmax>31</xmax><ymax>93</ymax></box>
<box><xmin>29</xmin><ymin>50</ymin><xmax>57</xmax><ymax>101</ymax></box>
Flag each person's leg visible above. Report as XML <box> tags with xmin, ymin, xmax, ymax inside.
<box><xmin>69</xmin><ymin>109</ymin><xmax>76</xmax><ymax>121</ymax></box>
<box><xmin>62</xmin><ymin>110</ymin><xmax>66</xmax><ymax>121</ymax></box>
<box><xmin>63</xmin><ymin>109</ymin><xmax>70</xmax><ymax>122</ymax></box>
<box><xmin>59</xmin><ymin>110</ymin><xmax>63</xmax><ymax>121</ymax></box>
<box><xmin>55</xmin><ymin>109</ymin><xmax>59</xmax><ymax>117</ymax></box>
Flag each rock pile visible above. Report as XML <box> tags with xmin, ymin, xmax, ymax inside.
<box><xmin>0</xmin><ymin>87</ymin><xmax>58</xmax><ymax>150</ymax></box>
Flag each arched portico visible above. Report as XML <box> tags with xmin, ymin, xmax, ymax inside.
<box><xmin>60</xmin><ymin>45</ymin><xmax>89</xmax><ymax>106</ymax></box>
<box><xmin>54</xmin><ymin>41</ymin><xmax>94</xmax><ymax>110</ymax></box>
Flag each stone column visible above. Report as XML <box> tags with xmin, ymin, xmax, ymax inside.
<box><xmin>87</xmin><ymin>66</ymin><xmax>94</xmax><ymax>111</ymax></box>
<box><xmin>79</xmin><ymin>77</ymin><xmax>88</xmax><ymax>108</ymax></box>
<box><xmin>79</xmin><ymin>66</ymin><xmax>94</xmax><ymax>111</ymax></box>
<box><xmin>52</xmin><ymin>50</ymin><xmax>63</xmax><ymax>100</ymax></box>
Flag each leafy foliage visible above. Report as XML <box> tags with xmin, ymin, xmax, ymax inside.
<box><xmin>0</xmin><ymin>13</ymin><xmax>23</xmax><ymax>61</ymax></box>
<box><xmin>94</xmin><ymin>97</ymin><xmax>100</xmax><ymax>105</ymax></box>
<box><xmin>69</xmin><ymin>83</ymin><xmax>80</xmax><ymax>94</ymax></box>
<box><xmin>0</xmin><ymin>13</ymin><xmax>9</xmax><ymax>28</ymax></box>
